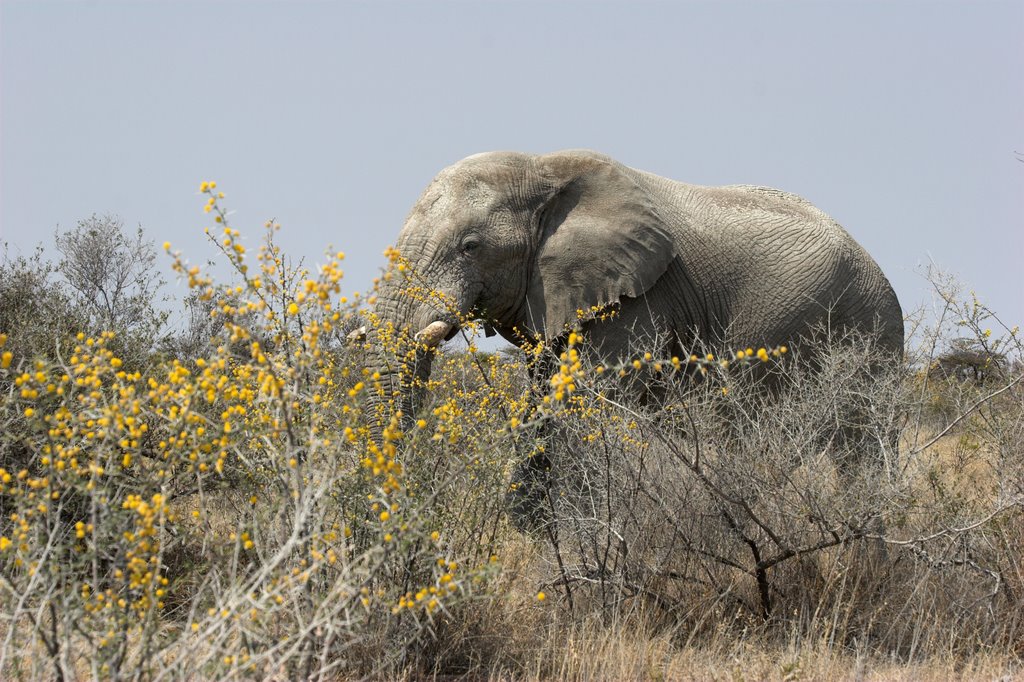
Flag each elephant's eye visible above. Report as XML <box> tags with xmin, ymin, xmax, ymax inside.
<box><xmin>461</xmin><ymin>238</ymin><xmax>481</xmax><ymax>256</ymax></box>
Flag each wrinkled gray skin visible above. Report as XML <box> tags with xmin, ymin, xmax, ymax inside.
<box><xmin>367</xmin><ymin>149</ymin><xmax>903</xmax><ymax>438</ymax></box>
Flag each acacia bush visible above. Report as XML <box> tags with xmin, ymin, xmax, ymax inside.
<box><xmin>0</xmin><ymin>187</ymin><xmax>1021</xmax><ymax>680</ymax></box>
<box><xmin>0</xmin><ymin>189</ymin><xmax>511</xmax><ymax>680</ymax></box>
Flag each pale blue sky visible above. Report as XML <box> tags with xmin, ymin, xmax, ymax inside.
<box><xmin>2</xmin><ymin>1</ymin><xmax>1022</xmax><ymax>333</ymax></box>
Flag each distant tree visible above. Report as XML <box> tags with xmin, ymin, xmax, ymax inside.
<box><xmin>54</xmin><ymin>214</ymin><xmax>168</xmax><ymax>365</ymax></box>
<box><xmin>930</xmin><ymin>337</ymin><xmax>1007</xmax><ymax>384</ymax></box>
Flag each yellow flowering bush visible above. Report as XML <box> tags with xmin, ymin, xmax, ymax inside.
<box><xmin>0</xmin><ymin>186</ymin><xmax>511</xmax><ymax>680</ymax></box>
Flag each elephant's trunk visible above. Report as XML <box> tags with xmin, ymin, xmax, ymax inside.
<box><xmin>362</xmin><ymin>232</ymin><xmax>465</xmax><ymax>444</ymax></box>
<box><xmin>363</xmin><ymin>349</ymin><xmax>433</xmax><ymax>445</ymax></box>
<box><xmin>362</xmin><ymin>307</ymin><xmax>451</xmax><ymax>446</ymax></box>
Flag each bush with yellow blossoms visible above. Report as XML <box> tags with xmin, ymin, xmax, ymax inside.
<box><xmin>0</xmin><ymin>186</ymin><xmax>517</xmax><ymax>680</ymax></box>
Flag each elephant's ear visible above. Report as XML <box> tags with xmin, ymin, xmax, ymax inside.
<box><xmin>525</xmin><ymin>150</ymin><xmax>677</xmax><ymax>338</ymax></box>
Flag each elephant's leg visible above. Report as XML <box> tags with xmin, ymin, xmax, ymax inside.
<box><xmin>504</xmin><ymin>344</ymin><xmax>562</xmax><ymax>532</ymax></box>
<box><xmin>505</xmin><ymin>446</ymin><xmax>554</xmax><ymax>533</ymax></box>
<box><xmin>582</xmin><ymin>300</ymin><xmax>685</xmax><ymax>411</ymax></box>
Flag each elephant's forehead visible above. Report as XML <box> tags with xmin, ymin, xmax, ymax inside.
<box><xmin>413</xmin><ymin>172</ymin><xmax>497</xmax><ymax>224</ymax></box>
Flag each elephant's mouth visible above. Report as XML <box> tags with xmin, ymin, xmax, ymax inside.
<box><xmin>414</xmin><ymin>299</ymin><xmax>495</xmax><ymax>348</ymax></box>
<box><xmin>413</xmin><ymin>320</ymin><xmax>459</xmax><ymax>348</ymax></box>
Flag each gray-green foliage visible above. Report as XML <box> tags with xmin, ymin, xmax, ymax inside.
<box><xmin>0</xmin><ymin>245</ymin><xmax>84</xmax><ymax>363</ymax></box>
<box><xmin>1</xmin><ymin>215</ymin><xmax>168</xmax><ymax>370</ymax></box>
<box><xmin>55</xmin><ymin>214</ymin><xmax>168</xmax><ymax>365</ymax></box>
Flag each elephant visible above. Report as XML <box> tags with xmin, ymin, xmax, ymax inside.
<box><xmin>364</xmin><ymin>149</ymin><xmax>904</xmax><ymax>515</ymax></box>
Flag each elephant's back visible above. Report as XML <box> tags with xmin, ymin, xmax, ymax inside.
<box><xmin>666</xmin><ymin>180</ymin><xmax>902</xmax><ymax>353</ymax></box>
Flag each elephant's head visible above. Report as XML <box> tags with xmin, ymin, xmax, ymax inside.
<box><xmin>365</xmin><ymin>150</ymin><xmax>677</xmax><ymax>434</ymax></box>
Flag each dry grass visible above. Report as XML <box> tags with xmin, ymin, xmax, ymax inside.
<box><xmin>400</xmin><ymin>514</ymin><xmax>1024</xmax><ymax>681</ymax></box>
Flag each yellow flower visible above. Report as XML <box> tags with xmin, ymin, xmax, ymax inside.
<box><xmin>536</xmin><ymin>591</ymin><xmax>546</xmax><ymax>601</ymax></box>
<box><xmin>0</xmin><ymin>537</ymin><xmax>11</xmax><ymax>551</ymax></box>
<box><xmin>287</xmin><ymin>302</ymin><xmax>299</xmax><ymax>316</ymax></box>
<box><xmin>1</xmin><ymin>351</ymin><xmax>11</xmax><ymax>368</ymax></box>
<box><xmin>162</xmin><ymin>241</ymin><xmax>171</xmax><ymax>251</ymax></box>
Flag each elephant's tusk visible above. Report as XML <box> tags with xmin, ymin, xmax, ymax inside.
<box><xmin>414</xmin><ymin>321</ymin><xmax>452</xmax><ymax>348</ymax></box>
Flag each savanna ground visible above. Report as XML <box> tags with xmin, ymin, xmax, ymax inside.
<box><xmin>0</xmin><ymin>186</ymin><xmax>1021</xmax><ymax>681</ymax></box>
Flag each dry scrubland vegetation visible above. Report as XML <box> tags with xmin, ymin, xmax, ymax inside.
<box><xmin>0</xmin><ymin>186</ymin><xmax>1022</xmax><ymax>681</ymax></box>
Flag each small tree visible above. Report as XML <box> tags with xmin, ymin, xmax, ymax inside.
<box><xmin>931</xmin><ymin>338</ymin><xmax>1007</xmax><ymax>384</ymax></box>
<box><xmin>55</xmin><ymin>215</ymin><xmax>168</xmax><ymax>365</ymax></box>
